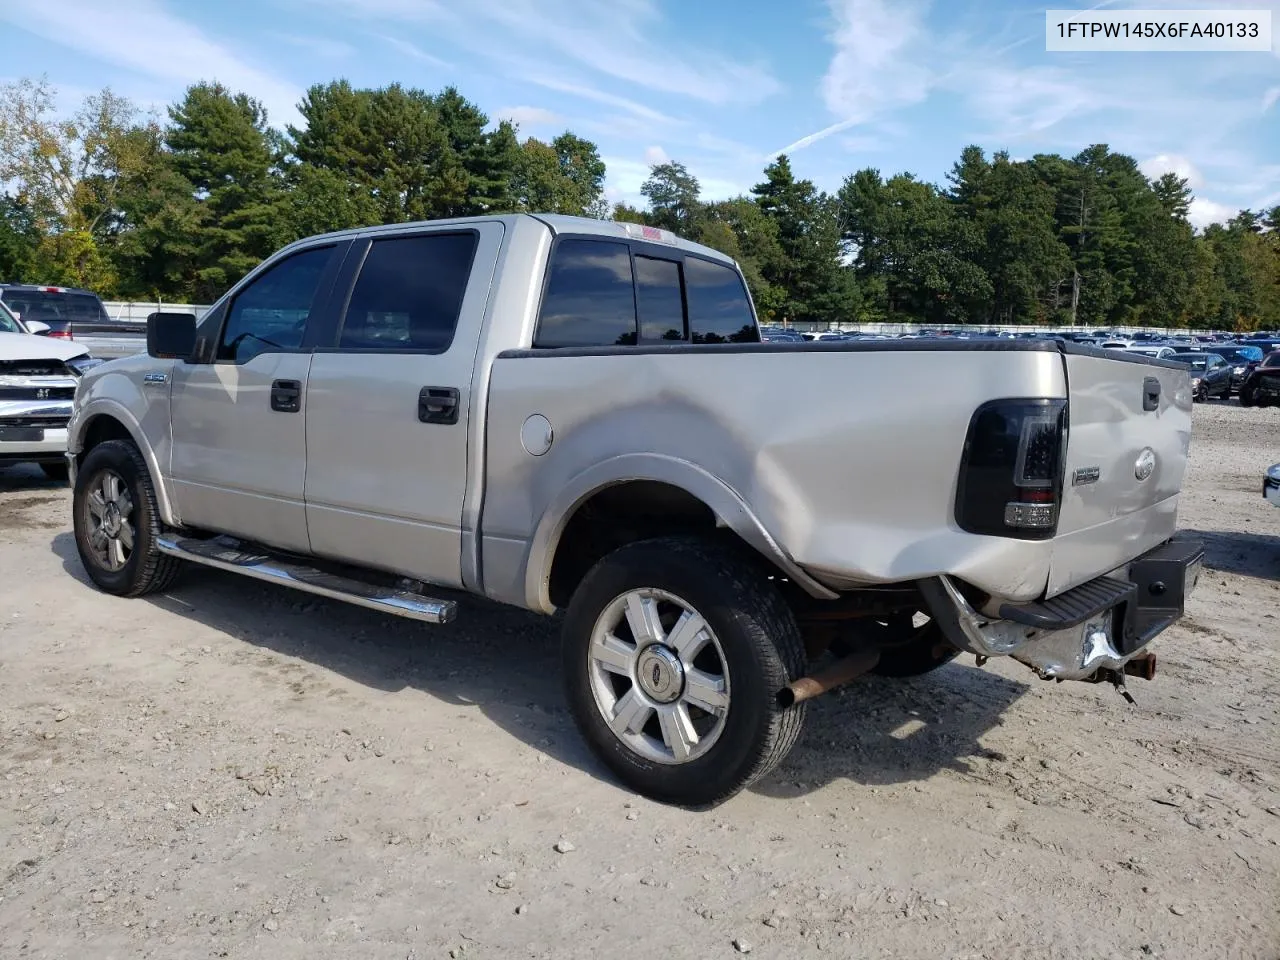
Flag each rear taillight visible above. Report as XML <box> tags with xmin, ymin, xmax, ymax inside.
<box><xmin>955</xmin><ymin>399</ymin><xmax>1068</xmax><ymax>541</ymax></box>
<box><xmin>49</xmin><ymin>328</ymin><xmax>73</xmax><ymax>340</ymax></box>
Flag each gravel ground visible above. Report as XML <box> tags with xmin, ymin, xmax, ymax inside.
<box><xmin>1</xmin><ymin>400</ymin><xmax>1277</xmax><ymax>960</ymax></box>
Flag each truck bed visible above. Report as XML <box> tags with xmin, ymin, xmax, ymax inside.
<box><xmin>481</xmin><ymin>338</ymin><xmax>1191</xmax><ymax>609</ymax></box>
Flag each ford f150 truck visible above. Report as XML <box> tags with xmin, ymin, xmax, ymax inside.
<box><xmin>64</xmin><ymin>214</ymin><xmax>1202</xmax><ymax>807</ymax></box>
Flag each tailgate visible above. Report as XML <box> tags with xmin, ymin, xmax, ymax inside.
<box><xmin>1047</xmin><ymin>348</ymin><xmax>1192</xmax><ymax>597</ymax></box>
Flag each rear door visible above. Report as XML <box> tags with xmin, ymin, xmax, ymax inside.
<box><xmin>302</xmin><ymin>222</ymin><xmax>505</xmax><ymax>588</ymax></box>
<box><xmin>1048</xmin><ymin>347</ymin><xmax>1192</xmax><ymax>596</ymax></box>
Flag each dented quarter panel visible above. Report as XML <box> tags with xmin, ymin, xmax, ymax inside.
<box><xmin>482</xmin><ymin>345</ymin><xmax>1068</xmax><ymax>610</ymax></box>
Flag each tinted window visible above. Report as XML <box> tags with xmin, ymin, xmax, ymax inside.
<box><xmin>635</xmin><ymin>256</ymin><xmax>685</xmax><ymax>342</ymax></box>
<box><xmin>1264</xmin><ymin>353</ymin><xmax>1280</xmax><ymax>368</ymax></box>
<box><xmin>339</xmin><ymin>233</ymin><xmax>476</xmax><ymax>352</ymax></box>
<box><xmin>0</xmin><ymin>291</ymin><xmax>107</xmax><ymax>325</ymax></box>
<box><xmin>684</xmin><ymin>257</ymin><xmax>758</xmax><ymax>344</ymax></box>
<box><xmin>536</xmin><ymin>240</ymin><xmax>636</xmax><ymax>348</ymax></box>
<box><xmin>219</xmin><ymin>246</ymin><xmax>333</xmax><ymax>362</ymax></box>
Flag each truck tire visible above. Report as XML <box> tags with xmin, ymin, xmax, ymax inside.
<box><xmin>1239</xmin><ymin>385</ymin><xmax>1256</xmax><ymax>407</ymax></box>
<box><xmin>561</xmin><ymin>536</ymin><xmax>807</xmax><ymax>807</ymax></box>
<box><xmin>72</xmin><ymin>439</ymin><xmax>181</xmax><ymax>597</ymax></box>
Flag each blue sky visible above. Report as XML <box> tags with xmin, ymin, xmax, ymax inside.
<box><xmin>1</xmin><ymin>0</ymin><xmax>1277</xmax><ymax>228</ymax></box>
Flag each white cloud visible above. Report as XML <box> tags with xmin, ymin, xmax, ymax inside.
<box><xmin>276</xmin><ymin>34</ymin><xmax>355</xmax><ymax>59</ymax></box>
<box><xmin>315</xmin><ymin>0</ymin><xmax>778</xmax><ymax>107</ymax></box>
<box><xmin>1139</xmin><ymin>154</ymin><xmax>1205</xmax><ymax>189</ymax></box>
<box><xmin>0</xmin><ymin>0</ymin><xmax>303</xmax><ymax>126</ymax></box>
<box><xmin>820</xmin><ymin>0</ymin><xmax>931</xmax><ymax>127</ymax></box>
<box><xmin>643</xmin><ymin>145</ymin><xmax>671</xmax><ymax>166</ymax></box>
<box><xmin>378</xmin><ymin>35</ymin><xmax>453</xmax><ymax>69</ymax></box>
<box><xmin>1188</xmin><ymin>197</ymin><xmax>1239</xmax><ymax>230</ymax></box>
<box><xmin>525</xmin><ymin>76</ymin><xmax>677</xmax><ymax>125</ymax></box>
<box><xmin>495</xmin><ymin>106</ymin><xmax>563</xmax><ymax>129</ymax></box>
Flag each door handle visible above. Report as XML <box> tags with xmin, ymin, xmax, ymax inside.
<box><xmin>1142</xmin><ymin>377</ymin><xmax>1160</xmax><ymax>412</ymax></box>
<box><xmin>418</xmin><ymin>386</ymin><xmax>460</xmax><ymax>424</ymax></box>
<box><xmin>271</xmin><ymin>378</ymin><xmax>302</xmax><ymax>413</ymax></box>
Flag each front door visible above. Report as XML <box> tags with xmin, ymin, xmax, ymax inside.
<box><xmin>168</xmin><ymin>242</ymin><xmax>346</xmax><ymax>553</ymax></box>
<box><xmin>303</xmin><ymin>222</ymin><xmax>505</xmax><ymax>588</ymax></box>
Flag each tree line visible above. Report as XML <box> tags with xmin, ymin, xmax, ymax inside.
<box><xmin>1</xmin><ymin>76</ymin><xmax>1276</xmax><ymax>330</ymax></box>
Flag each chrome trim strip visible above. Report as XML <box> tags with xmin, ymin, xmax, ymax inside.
<box><xmin>156</xmin><ymin>536</ymin><xmax>457</xmax><ymax>624</ymax></box>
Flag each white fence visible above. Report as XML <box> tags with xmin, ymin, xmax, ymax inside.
<box><xmin>102</xmin><ymin>301</ymin><xmax>212</xmax><ymax>325</ymax></box>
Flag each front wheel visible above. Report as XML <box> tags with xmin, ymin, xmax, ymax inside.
<box><xmin>561</xmin><ymin>537</ymin><xmax>807</xmax><ymax>807</ymax></box>
<box><xmin>1239</xmin><ymin>385</ymin><xmax>1257</xmax><ymax>407</ymax></box>
<box><xmin>72</xmin><ymin>440</ymin><xmax>182</xmax><ymax>597</ymax></box>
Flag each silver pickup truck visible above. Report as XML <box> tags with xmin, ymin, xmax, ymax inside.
<box><xmin>64</xmin><ymin>214</ymin><xmax>1202</xmax><ymax>806</ymax></box>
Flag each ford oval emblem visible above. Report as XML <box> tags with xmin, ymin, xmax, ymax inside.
<box><xmin>1135</xmin><ymin>448</ymin><xmax>1156</xmax><ymax>482</ymax></box>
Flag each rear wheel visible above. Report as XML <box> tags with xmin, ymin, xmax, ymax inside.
<box><xmin>72</xmin><ymin>440</ymin><xmax>181</xmax><ymax>597</ymax></box>
<box><xmin>1240</xmin><ymin>385</ymin><xmax>1257</xmax><ymax>407</ymax></box>
<box><xmin>561</xmin><ymin>537</ymin><xmax>807</xmax><ymax>807</ymax></box>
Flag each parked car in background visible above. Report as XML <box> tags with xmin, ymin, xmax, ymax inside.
<box><xmin>1101</xmin><ymin>339</ymin><xmax>1134</xmax><ymax>349</ymax></box>
<box><xmin>1124</xmin><ymin>346</ymin><xmax>1178</xmax><ymax>360</ymax></box>
<box><xmin>1238</xmin><ymin>351</ymin><xmax>1280</xmax><ymax>407</ymax></box>
<box><xmin>1</xmin><ymin>303</ymin><xmax>104</xmax><ymax>478</ymax></box>
<box><xmin>1202</xmin><ymin>345</ymin><xmax>1264</xmax><ymax>394</ymax></box>
<box><xmin>1177</xmin><ymin>352</ymin><xmax>1233</xmax><ymax>401</ymax></box>
<box><xmin>1265</xmin><ymin>463</ymin><xmax>1280</xmax><ymax>507</ymax></box>
<box><xmin>0</xmin><ymin>284</ymin><xmax>112</xmax><ymax>341</ymax></box>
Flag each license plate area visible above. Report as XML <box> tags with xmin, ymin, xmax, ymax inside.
<box><xmin>0</xmin><ymin>426</ymin><xmax>44</xmax><ymax>442</ymax></box>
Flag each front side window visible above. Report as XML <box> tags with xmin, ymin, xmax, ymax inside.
<box><xmin>535</xmin><ymin>239</ymin><xmax>636</xmax><ymax>348</ymax></box>
<box><xmin>684</xmin><ymin>257</ymin><xmax>759</xmax><ymax>344</ymax></box>
<box><xmin>339</xmin><ymin>233</ymin><xmax>477</xmax><ymax>352</ymax></box>
<box><xmin>219</xmin><ymin>246</ymin><xmax>334</xmax><ymax>362</ymax></box>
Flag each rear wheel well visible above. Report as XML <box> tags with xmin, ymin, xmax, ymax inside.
<box><xmin>547</xmin><ymin>481</ymin><xmax>783</xmax><ymax>609</ymax></box>
<box><xmin>78</xmin><ymin>415</ymin><xmax>134</xmax><ymax>463</ymax></box>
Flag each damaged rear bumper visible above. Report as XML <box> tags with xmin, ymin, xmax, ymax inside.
<box><xmin>920</xmin><ymin>538</ymin><xmax>1204</xmax><ymax>681</ymax></box>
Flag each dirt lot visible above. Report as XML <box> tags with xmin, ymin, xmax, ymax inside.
<box><xmin>1</xmin><ymin>401</ymin><xmax>1277</xmax><ymax>960</ymax></box>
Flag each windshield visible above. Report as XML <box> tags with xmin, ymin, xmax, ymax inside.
<box><xmin>0</xmin><ymin>290</ymin><xmax>108</xmax><ymax>325</ymax></box>
<box><xmin>0</xmin><ymin>301</ymin><xmax>21</xmax><ymax>334</ymax></box>
<box><xmin>1264</xmin><ymin>353</ymin><xmax>1280</xmax><ymax>368</ymax></box>
<box><xmin>1180</xmin><ymin>354</ymin><xmax>1210</xmax><ymax>371</ymax></box>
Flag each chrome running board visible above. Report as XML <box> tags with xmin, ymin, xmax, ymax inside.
<box><xmin>156</xmin><ymin>536</ymin><xmax>457</xmax><ymax>624</ymax></box>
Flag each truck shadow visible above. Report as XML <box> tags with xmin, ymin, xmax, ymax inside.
<box><xmin>51</xmin><ymin>531</ymin><xmax>1026</xmax><ymax>800</ymax></box>
<box><xmin>756</xmin><ymin>664</ymin><xmax>1029</xmax><ymax>797</ymax></box>
<box><xmin>1184</xmin><ymin>528</ymin><xmax>1280</xmax><ymax>583</ymax></box>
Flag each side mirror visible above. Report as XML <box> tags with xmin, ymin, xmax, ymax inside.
<box><xmin>147</xmin><ymin>311</ymin><xmax>197</xmax><ymax>360</ymax></box>
<box><xmin>24</xmin><ymin>320</ymin><xmax>50</xmax><ymax>335</ymax></box>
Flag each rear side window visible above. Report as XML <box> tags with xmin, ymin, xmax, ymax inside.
<box><xmin>635</xmin><ymin>256</ymin><xmax>684</xmax><ymax>342</ymax></box>
<box><xmin>339</xmin><ymin>233</ymin><xmax>477</xmax><ymax>352</ymax></box>
<box><xmin>684</xmin><ymin>257</ymin><xmax>759</xmax><ymax>344</ymax></box>
<box><xmin>536</xmin><ymin>239</ymin><xmax>636</xmax><ymax>348</ymax></box>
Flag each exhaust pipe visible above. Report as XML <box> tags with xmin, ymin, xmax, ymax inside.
<box><xmin>779</xmin><ymin>648</ymin><xmax>881</xmax><ymax>707</ymax></box>
<box><xmin>1122</xmin><ymin>652</ymin><xmax>1157</xmax><ymax>681</ymax></box>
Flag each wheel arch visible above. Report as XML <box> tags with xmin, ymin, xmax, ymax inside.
<box><xmin>72</xmin><ymin>401</ymin><xmax>176</xmax><ymax>526</ymax></box>
<box><xmin>527</xmin><ymin>453</ymin><xmax>836</xmax><ymax>614</ymax></box>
